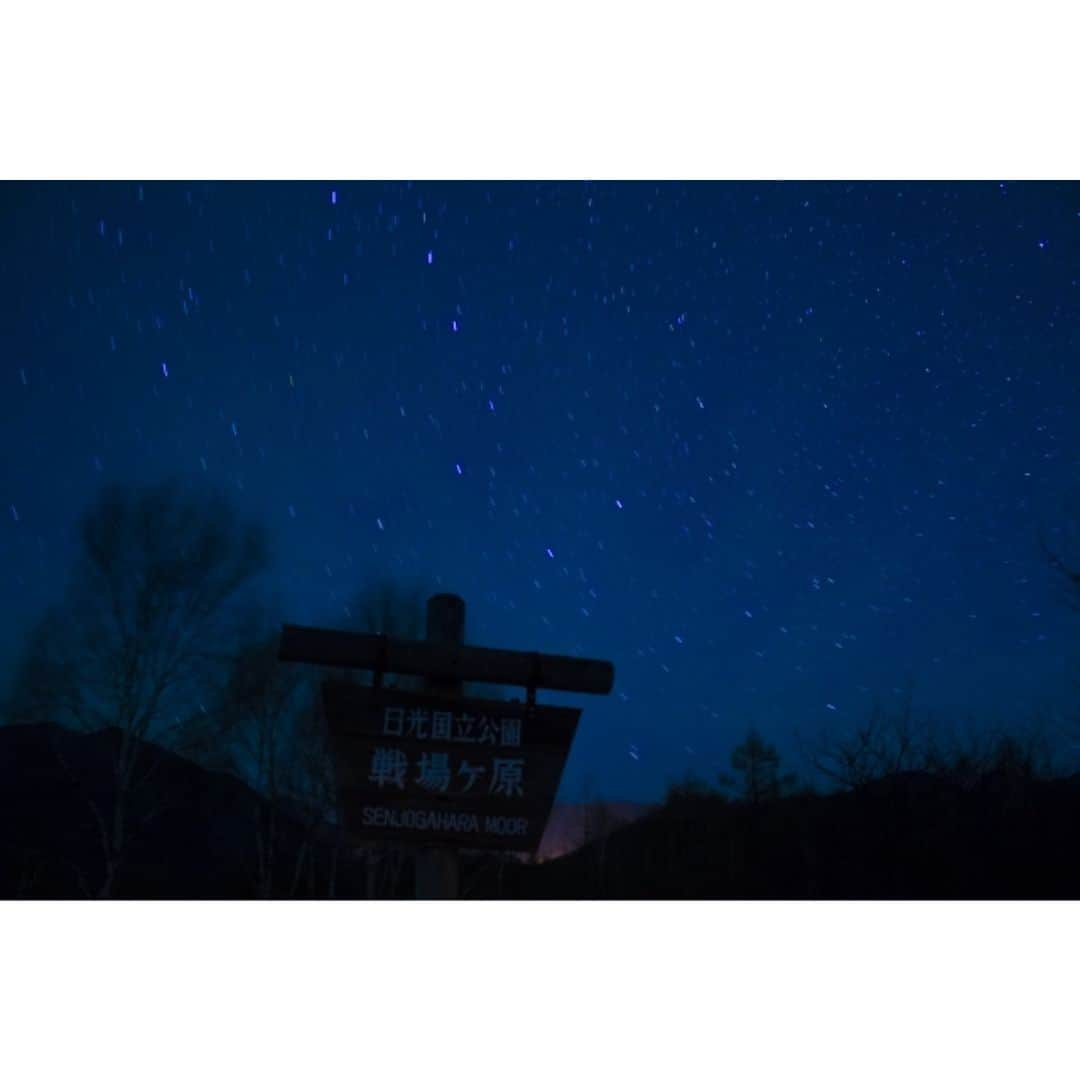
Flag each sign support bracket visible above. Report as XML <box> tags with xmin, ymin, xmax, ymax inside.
<box><xmin>526</xmin><ymin>652</ymin><xmax>541</xmax><ymax>721</ymax></box>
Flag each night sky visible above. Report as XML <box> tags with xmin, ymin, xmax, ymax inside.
<box><xmin>2</xmin><ymin>180</ymin><xmax>1078</xmax><ymax>802</ymax></box>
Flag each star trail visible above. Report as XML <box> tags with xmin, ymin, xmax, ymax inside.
<box><xmin>2</xmin><ymin>180</ymin><xmax>1078</xmax><ymax>800</ymax></box>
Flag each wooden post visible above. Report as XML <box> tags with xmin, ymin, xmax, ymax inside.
<box><xmin>414</xmin><ymin>593</ymin><xmax>465</xmax><ymax>900</ymax></box>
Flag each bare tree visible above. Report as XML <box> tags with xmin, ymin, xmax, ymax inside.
<box><xmin>170</xmin><ymin>602</ymin><xmax>342</xmax><ymax>897</ymax></box>
<box><xmin>5</xmin><ymin>609</ymin><xmax>85</xmax><ymax>728</ymax></box>
<box><xmin>806</xmin><ymin>689</ymin><xmax>924</xmax><ymax>792</ymax></box>
<box><xmin>805</xmin><ymin>683</ymin><xmax>1061</xmax><ymax>794</ymax></box>
<box><xmin>1039</xmin><ymin>527</ymin><xmax>1080</xmax><ymax>613</ymax></box>
<box><xmin>5</xmin><ymin>480</ymin><xmax>268</xmax><ymax>896</ymax></box>
<box><xmin>209</xmin><ymin>631</ymin><xmax>314</xmax><ymax>896</ymax></box>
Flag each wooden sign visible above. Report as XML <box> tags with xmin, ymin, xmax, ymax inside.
<box><xmin>322</xmin><ymin>681</ymin><xmax>580</xmax><ymax>853</ymax></box>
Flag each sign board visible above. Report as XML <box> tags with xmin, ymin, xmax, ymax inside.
<box><xmin>322</xmin><ymin>681</ymin><xmax>580</xmax><ymax>853</ymax></box>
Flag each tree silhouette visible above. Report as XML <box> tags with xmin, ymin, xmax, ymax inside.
<box><xmin>1040</xmin><ymin>526</ymin><xmax>1080</xmax><ymax>613</ymax></box>
<box><xmin>4</xmin><ymin>480</ymin><xmax>268</xmax><ymax>896</ymax></box>
<box><xmin>722</xmin><ymin>730</ymin><xmax>795</xmax><ymax>805</ymax></box>
<box><xmin>209</xmin><ymin>627</ymin><xmax>315</xmax><ymax>896</ymax></box>
<box><xmin>168</xmin><ymin>604</ymin><xmax>343</xmax><ymax>897</ymax></box>
<box><xmin>664</xmin><ymin>772</ymin><xmax>716</xmax><ymax>805</ymax></box>
<box><xmin>806</xmin><ymin>682</ymin><xmax>923</xmax><ymax>791</ymax></box>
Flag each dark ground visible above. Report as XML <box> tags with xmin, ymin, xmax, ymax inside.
<box><xmin>3</xmin><ymin>723</ymin><xmax>1078</xmax><ymax>899</ymax></box>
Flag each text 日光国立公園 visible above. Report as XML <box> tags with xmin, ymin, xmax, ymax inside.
<box><xmin>380</xmin><ymin>705</ymin><xmax>522</xmax><ymax>747</ymax></box>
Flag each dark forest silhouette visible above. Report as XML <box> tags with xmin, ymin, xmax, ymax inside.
<box><xmin>2</xmin><ymin>479</ymin><xmax>1078</xmax><ymax>899</ymax></box>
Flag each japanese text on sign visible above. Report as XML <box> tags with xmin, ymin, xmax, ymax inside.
<box><xmin>381</xmin><ymin>706</ymin><xmax>522</xmax><ymax>747</ymax></box>
<box><xmin>368</xmin><ymin>748</ymin><xmax>526</xmax><ymax>798</ymax></box>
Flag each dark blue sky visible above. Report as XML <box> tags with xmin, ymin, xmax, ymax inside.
<box><xmin>2</xmin><ymin>181</ymin><xmax>1078</xmax><ymax>801</ymax></box>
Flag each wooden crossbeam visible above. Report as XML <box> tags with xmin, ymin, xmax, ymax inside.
<box><xmin>278</xmin><ymin>623</ymin><xmax>614</xmax><ymax>695</ymax></box>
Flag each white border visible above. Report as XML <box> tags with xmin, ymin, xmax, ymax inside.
<box><xmin>1</xmin><ymin>901</ymin><xmax>1076</xmax><ymax>1079</ymax></box>
<box><xmin>2</xmin><ymin>2</ymin><xmax>1077</xmax><ymax>1075</ymax></box>
<box><xmin>2</xmin><ymin>1</ymin><xmax>1078</xmax><ymax>178</ymax></box>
